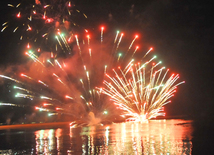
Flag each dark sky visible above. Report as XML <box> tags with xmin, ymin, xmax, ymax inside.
<box><xmin>0</xmin><ymin>0</ymin><xmax>214</xmax><ymax>119</ymax></box>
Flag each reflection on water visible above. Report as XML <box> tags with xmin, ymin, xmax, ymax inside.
<box><xmin>70</xmin><ymin>119</ymin><xmax>192</xmax><ymax>154</ymax></box>
<box><xmin>35</xmin><ymin>128</ymin><xmax>62</xmax><ymax>154</ymax></box>
<box><xmin>0</xmin><ymin>119</ymin><xmax>192</xmax><ymax>154</ymax></box>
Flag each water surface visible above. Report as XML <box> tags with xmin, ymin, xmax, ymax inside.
<box><xmin>0</xmin><ymin>119</ymin><xmax>193</xmax><ymax>154</ymax></box>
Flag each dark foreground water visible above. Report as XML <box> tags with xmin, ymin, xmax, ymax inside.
<box><xmin>0</xmin><ymin>119</ymin><xmax>194</xmax><ymax>154</ymax></box>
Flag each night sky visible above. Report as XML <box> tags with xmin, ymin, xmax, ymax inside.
<box><xmin>0</xmin><ymin>0</ymin><xmax>214</xmax><ymax>122</ymax></box>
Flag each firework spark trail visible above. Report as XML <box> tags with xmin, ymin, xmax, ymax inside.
<box><xmin>101</xmin><ymin>27</ymin><xmax>104</xmax><ymax>43</ymax></box>
<box><xmin>0</xmin><ymin>75</ymin><xmax>23</xmax><ymax>84</ymax></box>
<box><xmin>0</xmin><ymin>103</ymin><xmax>22</xmax><ymax>107</ymax></box>
<box><xmin>115</xmin><ymin>33</ymin><xmax>124</xmax><ymax>53</ymax></box>
<box><xmin>75</xmin><ymin>35</ymin><xmax>82</xmax><ymax>55</ymax></box>
<box><xmin>123</xmin><ymin>35</ymin><xmax>139</xmax><ymax>59</ymax></box>
<box><xmin>13</xmin><ymin>86</ymin><xmax>33</xmax><ymax>94</ymax></box>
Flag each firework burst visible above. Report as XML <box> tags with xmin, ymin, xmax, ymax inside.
<box><xmin>100</xmin><ymin>57</ymin><xmax>184</xmax><ymax>122</ymax></box>
<box><xmin>0</xmin><ymin>26</ymin><xmax>141</xmax><ymax>125</ymax></box>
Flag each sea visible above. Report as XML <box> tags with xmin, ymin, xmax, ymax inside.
<box><xmin>0</xmin><ymin>119</ymin><xmax>213</xmax><ymax>155</ymax></box>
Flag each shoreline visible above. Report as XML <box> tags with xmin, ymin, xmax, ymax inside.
<box><xmin>0</xmin><ymin>122</ymin><xmax>70</xmax><ymax>130</ymax></box>
<box><xmin>0</xmin><ymin>116</ymin><xmax>193</xmax><ymax>130</ymax></box>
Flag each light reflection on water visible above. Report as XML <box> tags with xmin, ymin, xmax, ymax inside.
<box><xmin>34</xmin><ymin>128</ymin><xmax>62</xmax><ymax>154</ymax></box>
<box><xmin>0</xmin><ymin>119</ymin><xmax>192</xmax><ymax>154</ymax></box>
